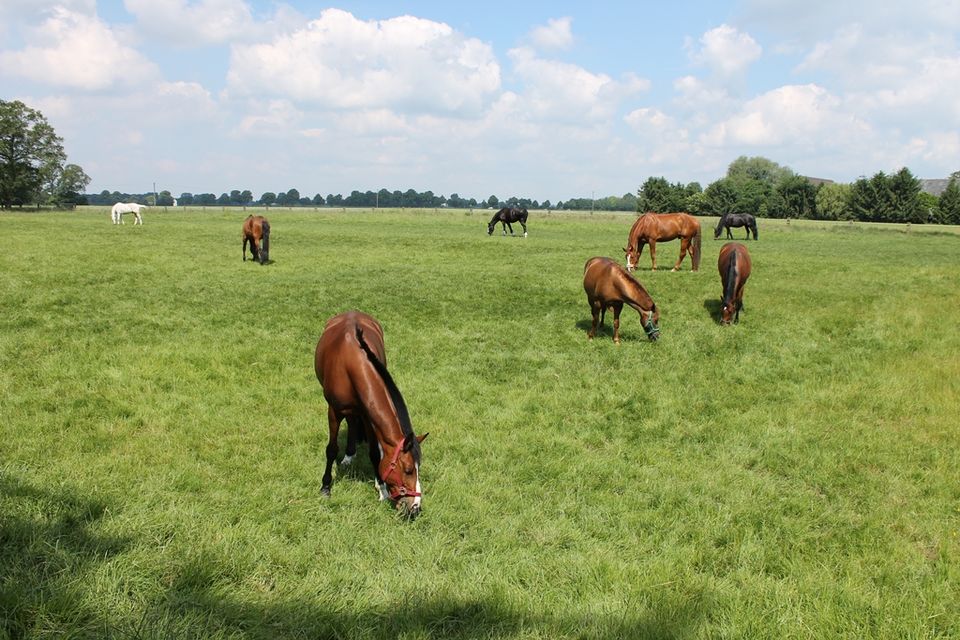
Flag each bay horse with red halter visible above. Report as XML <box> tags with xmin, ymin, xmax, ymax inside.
<box><xmin>487</xmin><ymin>207</ymin><xmax>529</xmax><ymax>237</ymax></box>
<box><xmin>623</xmin><ymin>212</ymin><xmax>701</xmax><ymax>272</ymax></box>
<box><xmin>583</xmin><ymin>257</ymin><xmax>660</xmax><ymax>343</ymax></box>
<box><xmin>242</xmin><ymin>215</ymin><xmax>271</xmax><ymax>264</ymax></box>
<box><xmin>718</xmin><ymin>242</ymin><xmax>752</xmax><ymax>325</ymax></box>
<box><xmin>315</xmin><ymin>311</ymin><xmax>428</xmax><ymax>518</ymax></box>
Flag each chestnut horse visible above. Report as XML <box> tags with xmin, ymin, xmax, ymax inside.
<box><xmin>242</xmin><ymin>215</ymin><xmax>270</xmax><ymax>264</ymax></box>
<box><xmin>718</xmin><ymin>242</ymin><xmax>752</xmax><ymax>324</ymax></box>
<box><xmin>487</xmin><ymin>207</ymin><xmax>528</xmax><ymax>237</ymax></box>
<box><xmin>314</xmin><ymin>311</ymin><xmax>427</xmax><ymax>518</ymax></box>
<box><xmin>714</xmin><ymin>213</ymin><xmax>758</xmax><ymax>240</ymax></box>
<box><xmin>583</xmin><ymin>256</ymin><xmax>660</xmax><ymax>343</ymax></box>
<box><xmin>624</xmin><ymin>212</ymin><xmax>701</xmax><ymax>272</ymax></box>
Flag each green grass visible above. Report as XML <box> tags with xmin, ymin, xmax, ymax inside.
<box><xmin>1</xmin><ymin>207</ymin><xmax>958</xmax><ymax>639</ymax></box>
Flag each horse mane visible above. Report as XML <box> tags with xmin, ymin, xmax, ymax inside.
<box><xmin>723</xmin><ymin>250</ymin><xmax>738</xmax><ymax>306</ymax></box>
<box><xmin>354</xmin><ymin>325</ymin><xmax>421</xmax><ymax>463</ymax></box>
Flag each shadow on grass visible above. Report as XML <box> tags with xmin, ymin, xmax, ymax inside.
<box><xmin>0</xmin><ymin>472</ymin><xmax>131</xmax><ymax>639</ymax></box>
<box><xmin>702</xmin><ymin>298</ymin><xmax>722</xmax><ymax>324</ymax></box>
<box><xmin>141</xmin><ymin>578</ymin><xmax>708</xmax><ymax>640</ymax></box>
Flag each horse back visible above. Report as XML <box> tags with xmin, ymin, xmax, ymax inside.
<box><xmin>584</xmin><ymin>257</ymin><xmax>651</xmax><ymax>304</ymax></box>
<box><xmin>315</xmin><ymin>311</ymin><xmax>387</xmax><ymax>413</ymax></box>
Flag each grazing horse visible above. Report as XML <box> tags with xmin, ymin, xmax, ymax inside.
<box><xmin>314</xmin><ymin>311</ymin><xmax>428</xmax><ymax>518</ymax></box>
<box><xmin>487</xmin><ymin>207</ymin><xmax>529</xmax><ymax>237</ymax></box>
<box><xmin>624</xmin><ymin>212</ymin><xmax>701</xmax><ymax>272</ymax></box>
<box><xmin>717</xmin><ymin>242</ymin><xmax>752</xmax><ymax>325</ymax></box>
<box><xmin>583</xmin><ymin>256</ymin><xmax>660</xmax><ymax>343</ymax></box>
<box><xmin>111</xmin><ymin>202</ymin><xmax>145</xmax><ymax>225</ymax></box>
<box><xmin>242</xmin><ymin>215</ymin><xmax>271</xmax><ymax>264</ymax></box>
<box><xmin>714</xmin><ymin>213</ymin><xmax>758</xmax><ymax>240</ymax></box>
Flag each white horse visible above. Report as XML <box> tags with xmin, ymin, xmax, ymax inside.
<box><xmin>111</xmin><ymin>202</ymin><xmax>145</xmax><ymax>225</ymax></box>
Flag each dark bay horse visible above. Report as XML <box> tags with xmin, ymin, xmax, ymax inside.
<box><xmin>487</xmin><ymin>207</ymin><xmax>528</xmax><ymax>237</ymax></box>
<box><xmin>314</xmin><ymin>311</ymin><xmax>428</xmax><ymax>518</ymax></box>
<box><xmin>714</xmin><ymin>213</ymin><xmax>758</xmax><ymax>240</ymax></box>
<box><xmin>718</xmin><ymin>242</ymin><xmax>752</xmax><ymax>324</ymax></box>
<box><xmin>242</xmin><ymin>215</ymin><xmax>271</xmax><ymax>264</ymax></box>
<box><xmin>624</xmin><ymin>212</ymin><xmax>701</xmax><ymax>272</ymax></box>
<box><xmin>583</xmin><ymin>256</ymin><xmax>660</xmax><ymax>343</ymax></box>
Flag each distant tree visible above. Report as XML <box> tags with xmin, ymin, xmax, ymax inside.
<box><xmin>312</xmin><ymin>193</ymin><xmax>325</xmax><ymax>205</ymax></box>
<box><xmin>240</xmin><ymin>190</ymin><xmax>253</xmax><ymax>205</ymax></box>
<box><xmin>49</xmin><ymin>163</ymin><xmax>91</xmax><ymax>206</ymax></box>
<box><xmin>889</xmin><ymin>167</ymin><xmax>923</xmax><ymax>223</ymax></box>
<box><xmin>637</xmin><ymin>176</ymin><xmax>687</xmax><ymax>213</ymax></box>
<box><xmin>771</xmin><ymin>175</ymin><xmax>817</xmax><ymax>219</ymax></box>
<box><xmin>815</xmin><ymin>183</ymin><xmax>851</xmax><ymax>220</ymax></box>
<box><xmin>0</xmin><ymin>99</ymin><xmax>69</xmax><ymax>207</ymax></box>
<box><xmin>299</xmin><ymin>196</ymin><xmax>311</xmax><ymax>205</ymax></box>
<box><xmin>326</xmin><ymin>193</ymin><xmax>343</xmax><ymax>206</ymax></box>
<box><xmin>260</xmin><ymin>192</ymin><xmax>276</xmax><ymax>206</ymax></box>
<box><xmin>286</xmin><ymin>188</ymin><xmax>300</xmax><ymax>204</ymax></box>
<box><xmin>938</xmin><ymin>177</ymin><xmax>960</xmax><ymax>225</ymax></box>
<box><xmin>541</xmin><ymin>200</ymin><xmax>552</xmax><ymax>209</ymax></box>
<box><xmin>230</xmin><ymin>189</ymin><xmax>243</xmax><ymax>204</ymax></box>
<box><xmin>703</xmin><ymin>178</ymin><xmax>741</xmax><ymax>216</ymax></box>
<box><xmin>486</xmin><ymin>195</ymin><xmax>499</xmax><ymax>208</ymax></box>
<box><xmin>195</xmin><ymin>193</ymin><xmax>217</xmax><ymax>206</ymax></box>
<box><xmin>217</xmin><ymin>193</ymin><xmax>230</xmax><ymax>205</ymax></box>
<box><xmin>179</xmin><ymin>192</ymin><xmax>194</xmax><ymax>206</ymax></box>
<box><xmin>156</xmin><ymin>190</ymin><xmax>174</xmax><ymax>206</ymax></box>
<box><xmin>726</xmin><ymin>156</ymin><xmax>794</xmax><ymax>186</ymax></box>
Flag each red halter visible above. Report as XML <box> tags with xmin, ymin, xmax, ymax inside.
<box><xmin>381</xmin><ymin>440</ymin><xmax>421</xmax><ymax>500</ymax></box>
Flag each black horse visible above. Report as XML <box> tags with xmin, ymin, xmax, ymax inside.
<box><xmin>714</xmin><ymin>213</ymin><xmax>758</xmax><ymax>240</ymax></box>
<box><xmin>487</xmin><ymin>207</ymin><xmax>529</xmax><ymax>237</ymax></box>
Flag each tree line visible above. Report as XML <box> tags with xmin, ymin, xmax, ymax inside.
<box><xmin>636</xmin><ymin>156</ymin><xmax>960</xmax><ymax>225</ymax></box>
<box><xmin>3</xmin><ymin>100</ymin><xmax>958</xmax><ymax>224</ymax></box>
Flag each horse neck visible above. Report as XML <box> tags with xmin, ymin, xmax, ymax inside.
<box><xmin>622</xmin><ymin>276</ymin><xmax>654</xmax><ymax>311</ymax></box>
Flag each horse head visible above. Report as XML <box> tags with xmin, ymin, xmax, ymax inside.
<box><xmin>623</xmin><ymin>245</ymin><xmax>637</xmax><ymax>272</ymax></box>
<box><xmin>487</xmin><ymin>221</ymin><xmax>495</xmax><ymax>235</ymax></box>
<box><xmin>720</xmin><ymin>300</ymin><xmax>740</xmax><ymax>325</ymax></box>
<box><xmin>644</xmin><ymin>306</ymin><xmax>661</xmax><ymax>341</ymax></box>
<box><xmin>380</xmin><ymin>432</ymin><xmax>428</xmax><ymax>519</ymax></box>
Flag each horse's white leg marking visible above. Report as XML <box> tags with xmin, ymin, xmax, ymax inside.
<box><xmin>412</xmin><ymin>463</ymin><xmax>422</xmax><ymax>510</ymax></box>
<box><xmin>341</xmin><ymin>453</ymin><xmax>354</xmax><ymax>466</ymax></box>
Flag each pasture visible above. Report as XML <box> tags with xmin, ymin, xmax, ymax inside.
<box><xmin>1</xmin><ymin>207</ymin><xmax>958</xmax><ymax>639</ymax></box>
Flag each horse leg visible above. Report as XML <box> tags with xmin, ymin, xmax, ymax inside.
<box><xmin>588</xmin><ymin>301</ymin><xmax>600</xmax><ymax>340</ymax></box>
<box><xmin>672</xmin><ymin>238</ymin><xmax>690</xmax><ymax>271</ymax></box>
<box><xmin>321</xmin><ymin>407</ymin><xmax>342</xmax><ymax>496</ymax></box>
<box><xmin>648</xmin><ymin>241</ymin><xmax>657</xmax><ymax>271</ymax></box>
<box><xmin>342</xmin><ymin>416</ymin><xmax>363</xmax><ymax>466</ymax></box>
<box><xmin>507</xmin><ymin>222</ymin><xmax>514</xmax><ymax>236</ymax></box>
<box><xmin>243</xmin><ymin>236</ymin><xmax>248</xmax><ymax>261</ymax></box>
<box><xmin>501</xmin><ymin>222</ymin><xmax>507</xmax><ymax>236</ymax></box>
<box><xmin>368</xmin><ymin>434</ymin><xmax>390</xmax><ymax>501</ymax></box>
<box><xmin>612</xmin><ymin>302</ymin><xmax>623</xmax><ymax>344</ymax></box>
<box><xmin>521</xmin><ymin>221</ymin><xmax>528</xmax><ymax>237</ymax></box>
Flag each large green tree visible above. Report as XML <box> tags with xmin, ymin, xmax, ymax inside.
<box><xmin>0</xmin><ymin>100</ymin><xmax>69</xmax><ymax>208</ymax></box>
<box><xmin>48</xmin><ymin>163</ymin><xmax>91</xmax><ymax>206</ymax></box>
<box><xmin>815</xmin><ymin>183</ymin><xmax>852</xmax><ymax>220</ymax></box>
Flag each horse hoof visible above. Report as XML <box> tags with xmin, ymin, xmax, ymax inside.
<box><xmin>321</xmin><ymin>487</ymin><xmax>331</xmax><ymax>497</ymax></box>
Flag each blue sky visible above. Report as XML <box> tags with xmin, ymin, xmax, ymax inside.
<box><xmin>2</xmin><ymin>1</ymin><xmax>958</xmax><ymax>201</ymax></box>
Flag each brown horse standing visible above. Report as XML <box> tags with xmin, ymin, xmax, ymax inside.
<box><xmin>717</xmin><ymin>242</ymin><xmax>752</xmax><ymax>324</ymax></box>
<box><xmin>242</xmin><ymin>215</ymin><xmax>271</xmax><ymax>264</ymax></box>
<box><xmin>314</xmin><ymin>311</ymin><xmax>427</xmax><ymax>518</ymax></box>
<box><xmin>623</xmin><ymin>212</ymin><xmax>701</xmax><ymax>272</ymax></box>
<box><xmin>583</xmin><ymin>257</ymin><xmax>660</xmax><ymax>343</ymax></box>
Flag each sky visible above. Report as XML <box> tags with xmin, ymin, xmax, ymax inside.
<box><xmin>1</xmin><ymin>1</ymin><xmax>958</xmax><ymax>202</ymax></box>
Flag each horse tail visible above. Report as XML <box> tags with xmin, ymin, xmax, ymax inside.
<box><xmin>355</xmin><ymin>325</ymin><xmax>418</xmax><ymax>457</ymax></box>
<box><xmin>691</xmin><ymin>223</ymin><xmax>702</xmax><ymax>270</ymax></box>
<box><xmin>260</xmin><ymin>219</ymin><xmax>270</xmax><ymax>259</ymax></box>
<box><xmin>723</xmin><ymin>251</ymin><xmax>738</xmax><ymax>305</ymax></box>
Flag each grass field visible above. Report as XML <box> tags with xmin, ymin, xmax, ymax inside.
<box><xmin>1</xmin><ymin>207</ymin><xmax>958</xmax><ymax>639</ymax></box>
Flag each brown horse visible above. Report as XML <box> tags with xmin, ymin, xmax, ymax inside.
<box><xmin>623</xmin><ymin>212</ymin><xmax>701</xmax><ymax>272</ymax></box>
<box><xmin>718</xmin><ymin>242</ymin><xmax>752</xmax><ymax>324</ymax></box>
<box><xmin>242</xmin><ymin>215</ymin><xmax>270</xmax><ymax>264</ymax></box>
<box><xmin>315</xmin><ymin>311</ymin><xmax>427</xmax><ymax>518</ymax></box>
<box><xmin>583</xmin><ymin>256</ymin><xmax>660</xmax><ymax>343</ymax></box>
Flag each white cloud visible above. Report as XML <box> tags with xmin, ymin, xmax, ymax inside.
<box><xmin>508</xmin><ymin>47</ymin><xmax>648</xmax><ymax>123</ymax></box>
<box><xmin>687</xmin><ymin>24</ymin><xmax>762</xmax><ymax>76</ymax></box>
<box><xmin>226</xmin><ymin>9</ymin><xmax>501</xmax><ymax>116</ymax></box>
<box><xmin>123</xmin><ymin>0</ymin><xmax>260</xmax><ymax>45</ymax></box>
<box><xmin>702</xmin><ymin>84</ymin><xmax>870</xmax><ymax>147</ymax></box>
<box><xmin>0</xmin><ymin>0</ymin><xmax>95</xmax><ymax>21</ymax></box>
<box><xmin>0</xmin><ymin>7</ymin><xmax>158</xmax><ymax>90</ymax></box>
<box><xmin>529</xmin><ymin>17</ymin><xmax>574</xmax><ymax>50</ymax></box>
